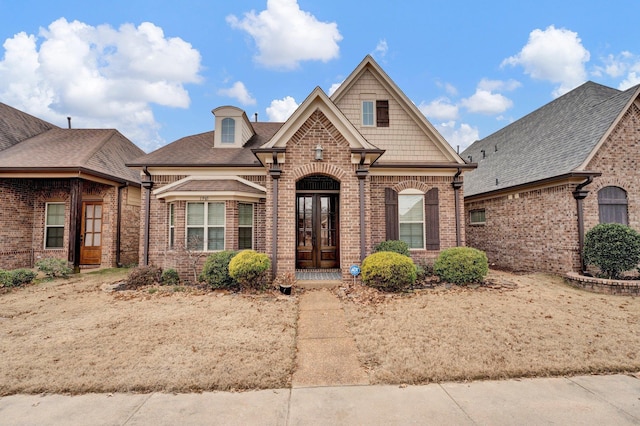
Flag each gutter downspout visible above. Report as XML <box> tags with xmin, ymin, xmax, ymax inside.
<box><xmin>115</xmin><ymin>183</ymin><xmax>127</xmax><ymax>267</ymax></box>
<box><xmin>142</xmin><ymin>167</ymin><xmax>153</xmax><ymax>266</ymax></box>
<box><xmin>452</xmin><ymin>168</ymin><xmax>463</xmax><ymax>247</ymax></box>
<box><xmin>269</xmin><ymin>154</ymin><xmax>282</xmax><ymax>279</ymax></box>
<box><xmin>572</xmin><ymin>176</ymin><xmax>594</xmax><ymax>274</ymax></box>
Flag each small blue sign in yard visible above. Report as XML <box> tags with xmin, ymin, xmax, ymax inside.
<box><xmin>350</xmin><ymin>265</ymin><xmax>361</xmax><ymax>276</ymax></box>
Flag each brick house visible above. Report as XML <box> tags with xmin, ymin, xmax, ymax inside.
<box><xmin>128</xmin><ymin>56</ymin><xmax>474</xmax><ymax>280</ymax></box>
<box><xmin>0</xmin><ymin>102</ymin><xmax>145</xmax><ymax>270</ymax></box>
<box><xmin>463</xmin><ymin>82</ymin><xmax>640</xmax><ymax>274</ymax></box>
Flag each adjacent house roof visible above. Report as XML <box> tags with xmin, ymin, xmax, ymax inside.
<box><xmin>128</xmin><ymin>122</ymin><xmax>283</xmax><ymax>167</ymax></box>
<box><xmin>462</xmin><ymin>81</ymin><xmax>640</xmax><ymax>197</ymax></box>
<box><xmin>0</xmin><ymin>102</ymin><xmax>58</xmax><ymax>151</ymax></box>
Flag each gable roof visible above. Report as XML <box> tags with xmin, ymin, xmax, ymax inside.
<box><xmin>0</xmin><ymin>127</ymin><xmax>145</xmax><ymax>185</ymax></box>
<box><xmin>462</xmin><ymin>81</ymin><xmax>640</xmax><ymax>197</ymax></box>
<box><xmin>331</xmin><ymin>55</ymin><xmax>465</xmax><ymax>165</ymax></box>
<box><xmin>0</xmin><ymin>102</ymin><xmax>58</xmax><ymax>151</ymax></box>
<box><xmin>128</xmin><ymin>122</ymin><xmax>283</xmax><ymax>168</ymax></box>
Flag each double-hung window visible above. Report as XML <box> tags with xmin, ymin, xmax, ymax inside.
<box><xmin>238</xmin><ymin>203</ymin><xmax>254</xmax><ymax>249</ymax></box>
<box><xmin>469</xmin><ymin>209</ymin><xmax>486</xmax><ymax>225</ymax></box>
<box><xmin>399</xmin><ymin>194</ymin><xmax>425</xmax><ymax>249</ymax></box>
<box><xmin>362</xmin><ymin>101</ymin><xmax>374</xmax><ymax>126</ymax></box>
<box><xmin>45</xmin><ymin>202</ymin><xmax>65</xmax><ymax>249</ymax></box>
<box><xmin>186</xmin><ymin>202</ymin><xmax>225</xmax><ymax>251</ymax></box>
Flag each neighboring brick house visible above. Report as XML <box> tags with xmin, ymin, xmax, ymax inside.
<box><xmin>462</xmin><ymin>82</ymin><xmax>640</xmax><ymax>274</ymax></box>
<box><xmin>0</xmin><ymin>103</ymin><xmax>144</xmax><ymax>270</ymax></box>
<box><xmin>128</xmin><ymin>56</ymin><xmax>474</xmax><ymax>280</ymax></box>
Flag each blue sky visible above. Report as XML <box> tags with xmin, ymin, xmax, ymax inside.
<box><xmin>1</xmin><ymin>0</ymin><xmax>639</xmax><ymax>153</ymax></box>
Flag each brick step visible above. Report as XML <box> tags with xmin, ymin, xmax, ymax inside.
<box><xmin>296</xmin><ymin>279</ymin><xmax>343</xmax><ymax>289</ymax></box>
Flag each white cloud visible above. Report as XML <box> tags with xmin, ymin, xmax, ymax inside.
<box><xmin>418</xmin><ymin>97</ymin><xmax>458</xmax><ymax>121</ymax></box>
<box><xmin>619</xmin><ymin>72</ymin><xmax>640</xmax><ymax>90</ymax></box>
<box><xmin>461</xmin><ymin>90</ymin><xmax>513</xmax><ymax>115</ymax></box>
<box><xmin>477</xmin><ymin>78</ymin><xmax>521</xmax><ymax>92</ymax></box>
<box><xmin>217</xmin><ymin>81</ymin><xmax>256</xmax><ymax>105</ymax></box>
<box><xmin>435</xmin><ymin>121</ymin><xmax>479</xmax><ymax>152</ymax></box>
<box><xmin>374</xmin><ymin>39</ymin><xmax>388</xmax><ymax>58</ymax></box>
<box><xmin>227</xmin><ymin>0</ymin><xmax>342</xmax><ymax>70</ymax></box>
<box><xmin>502</xmin><ymin>25</ymin><xmax>589</xmax><ymax>97</ymax></box>
<box><xmin>328</xmin><ymin>80</ymin><xmax>343</xmax><ymax>96</ymax></box>
<box><xmin>0</xmin><ymin>18</ymin><xmax>202</xmax><ymax>151</ymax></box>
<box><xmin>266</xmin><ymin>96</ymin><xmax>298</xmax><ymax>121</ymax></box>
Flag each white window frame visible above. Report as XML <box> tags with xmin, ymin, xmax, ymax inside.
<box><xmin>186</xmin><ymin>202</ymin><xmax>226</xmax><ymax>251</ymax></box>
<box><xmin>238</xmin><ymin>203</ymin><xmax>254</xmax><ymax>250</ymax></box>
<box><xmin>168</xmin><ymin>203</ymin><xmax>175</xmax><ymax>249</ymax></box>
<box><xmin>362</xmin><ymin>100</ymin><xmax>375</xmax><ymax>126</ymax></box>
<box><xmin>469</xmin><ymin>209</ymin><xmax>486</xmax><ymax>225</ymax></box>
<box><xmin>44</xmin><ymin>202</ymin><xmax>65</xmax><ymax>249</ymax></box>
<box><xmin>221</xmin><ymin>118</ymin><xmax>235</xmax><ymax>144</ymax></box>
<box><xmin>398</xmin><ymin>190</ymin><xmax>425</xmax><ymax>249</ymax></box>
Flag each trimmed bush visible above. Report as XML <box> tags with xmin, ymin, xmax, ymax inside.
<box><xmin>36</xmin><ymin>258</ymin><xmax>73</xmax><ymax>279</ymax></box>
<box><xmin>0</xmin><ymin>268</ymin><xmax>37</xmax><ymax>287</ymax></box>
<box><xmin>373</xmin><ymin>240</ymin><xmax>410</xmax><ymax>257</ymax></box>
<box><xmin>199</xmin><ymin>250</ymin><xmax>239</xmax><ymax>289</ymax></box>
<box><xmin>361</xmin><ymin>251</ymin><xmax>417</xmax><ymax>292</ymax></box>
<box><xmin>161</xmin><ymin>268</ymin><xmax>180</xmax><ymax>286</ymax></box>
<box><xmin>434</xmin><ymin>247</ymin><xmax>488</xmax><ymax>285</ymax></box>
<box><xmin>124</xmin><ymin>265</ymin><xmax>162</xmax><ymax>289</ymax></box>
<box><xmin>584</xmin><ymin>223</ymin><xmax>640</xmax><ymax>279</ymax></box>
<box><xmin>228</xmin><ymin>250</ymin><xmax>271</xmax><ymax>291</ymax></box>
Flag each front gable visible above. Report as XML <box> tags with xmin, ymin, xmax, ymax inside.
<box><xmin>331</xmin><ymin>56</ymin><xmax>464</xmax><ymax>165</ymax></box>
<box><xmin>254</xmin><ymin>87</ymin><xmax>384</xmax><ymax>167</ymax></box>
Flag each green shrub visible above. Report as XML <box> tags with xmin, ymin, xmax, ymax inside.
<box><xmin>584</xmin><ymin>223</ymin><xmax>640</xmax><ymax>279</ymax></box>
<box><xmin>361</xmin><ymin>251</ymin><xmax>417</xmax><ymax>292</ymax></box>
<box><xmin>434</xmin><ymin>247</ymin><xmax>488</xmax><ymax>285</ymax></box>
<box><xmin>124</xmin><ymin>265</ymin><xmax>162</xmax><ymax>289</ymax></box>
<box><xmin>373</xmin><ymin>240</ymin><xmax>410</xmax><ymax>257</ymax></box>
<box><xmin>0</xmin><ymin>268</ymin><xmax>37</xmax><ymax>287</ymax></box>
<box><xmin>228</xmin><ymin>250</ymin><xmax>271</xmax><ymax>291</ymax></box>
<box><xmin>36</xmin><ymin>258</ymin><xmax>73</xmax><ymax>279</ymax></box>
<box><xmin>161</xmin><ymin>268</ymin><xmax>180</xmax><ymax>286</ymax></box>
<box><xmin>199</xmin><ymin>250</ymin><xmax>239</xmax><ymax>289</ymax></box>
<box><xmin>415</xmin><ymin>259</ymin><xmax>434</xmax><ymax>282</ymax></box>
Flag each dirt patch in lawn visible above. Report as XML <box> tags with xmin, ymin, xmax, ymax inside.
<box><xmin>340</xmin><ymin>270</ymin><xmax>640</xmax><ymax>384</ymax></box>
<box><xmin>0</xmin><ymin>269</ymin><xmax>298</xmax><ymax>396</ymax></box>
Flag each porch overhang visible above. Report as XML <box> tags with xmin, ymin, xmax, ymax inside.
<box><xmin>153</xmin><ymin>176</ymin><xmax>266</xmax><ymax>202</ymax></box>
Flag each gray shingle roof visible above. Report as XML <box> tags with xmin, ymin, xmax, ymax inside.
<box><xmin>0</xmin><ymin>128</ymin><xmax>145</xmax><ymax>184</ymax></box>
<box><xmin>462</xmin><ymin>81</ymin><xmax>638</xmax><ymax>197</ymax></box>
<box><xmin>128</xmin><ymin>122</ymin><xmax>283</xmax><ymax>167</ymax></box>
<box><xmin>0</xmin><ymin>102</ymin><xmax>58</xmax><ymax>151</ymax></box>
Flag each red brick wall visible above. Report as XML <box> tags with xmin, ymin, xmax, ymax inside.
<box><xmin>0</xmin><ymin>179</ymin><xmax>34</xmax><ymax>269</ymax></box>
<box><xmin>119</xmin><ymin>186</ymin><xmax>141</xmax><ymax>266</ymax></box>
<box><xmin>584</xmin><ymin>103</ymin><xmax>640</xmax><ymax>233</ymax></box>
<box><xmin>465</xmin><ymin>185</ymin><xmax>581</xmax><ymax>274</ymax></box>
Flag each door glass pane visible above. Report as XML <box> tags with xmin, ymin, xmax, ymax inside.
<box><xmin>94</xmin><ymin>205</ymin><xmax>102</xmax><ymax>218</ymax></box>
<box><xmin>86</xmin><ymin>219</ymin><xmax>93</xmax><ymax>233</ymax></box>
<box><xmin>86</xmin><ymin>205</ymin><xmax>94</xmax><ymax>219</ymax></box>
<box><xmin>94</xmin><ymin>219</ymin><xmax>101</xmax><ymax>232</ymax></box>
<box><xmin>93</xmin><ymin>233</ymin><xmax>101</xmax><ymax>246</ymax></box>
<box><xmin>85</xmin><ymin>233</ymin><xmax>94</xmax><ymax>246</ymax></box>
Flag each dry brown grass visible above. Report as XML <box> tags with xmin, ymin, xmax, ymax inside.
<box><xmin>341</xmin><ymin>270</ymin><xmax>640</xmax><ymax>384</ymax></box>
<box><xmin>0</xmin><ymin>269</ymin><xmax>298</xmax><ymax>395</ymax></box>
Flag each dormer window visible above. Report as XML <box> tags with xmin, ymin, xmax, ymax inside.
<box><xmin>221</xmin><ymin>118</ymin><xmax>235</xmax><ymax>144</ymax></box>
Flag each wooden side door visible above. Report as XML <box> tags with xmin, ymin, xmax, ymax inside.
<box><xmin>80</xmin><ymin>201</ymin><xmax>103</xmax><ymax>265</ymax></box>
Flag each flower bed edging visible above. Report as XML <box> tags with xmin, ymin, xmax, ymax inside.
<box><xmin>564</xmin><ymin>272</ymin><xmax>640</xmax><ymax>296</ymax></box>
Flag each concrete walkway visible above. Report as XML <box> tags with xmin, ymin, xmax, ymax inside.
<box><xmin>1</xmin><ymin>374</ymin><xmax>639</xmax><ymax>425</ymax></box>
<box><xmin>292</xmin><ymin>289</ymin><xmax>369</xmax><ymax>387</ymax></box>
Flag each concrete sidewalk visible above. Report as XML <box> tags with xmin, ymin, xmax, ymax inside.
<box><xmin>1</xmin><ymin>374</ymin><xmax>639</xmax><ymax>425</ymax></box>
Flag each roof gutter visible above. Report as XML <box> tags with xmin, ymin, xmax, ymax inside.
<box><xmin>141</xmin><ymin>167</ymin><xmax>153</xmax><ymax>266</ymax></box>
<box><xmin>0</xmin><ymin>166</ymin><xmax>141</xmax><ymax>187</ymax></box>
<box><xmin>465</xmin><ymin>171</ymin><xmax>602</xmax><ymax>202</ymax></box>
<box><xmin>573</xmin><ymin>175</ymin><xmax>597</xmax><ymax>275</ymax></box>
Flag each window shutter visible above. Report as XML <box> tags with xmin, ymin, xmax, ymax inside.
<box><xmin>385</xmin><ymin>187</ymin><xmax>398</xmax><ymax>240</ymax></box>
<box><xmin>425</xmin><ymin>188</ymin><xmax>440</xmax><ymax>250</ymax></box>
<box><xmin>376</xmin><ymin>100</ymin><xmax>389</xmax><ymax>127</ymax></box>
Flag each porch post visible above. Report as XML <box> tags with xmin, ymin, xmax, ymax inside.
<box><xmin>68</xmin><ymin>178</ymin><xmax>83</xmax><ymax>273</ymax></box>
<box><xmin>356</xmin><ymin>167</ymin><xmax>368</xmax><ymax>261</ymax></box>
<box><xmin>452</xmin><ymin>169</ymin><xmax>463</xmax><ymax>247</ymax></box>
<box><xmin>269</xmin><ymin>166</ymin><xmax>281</xmax><ymax>278</ymax></box>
